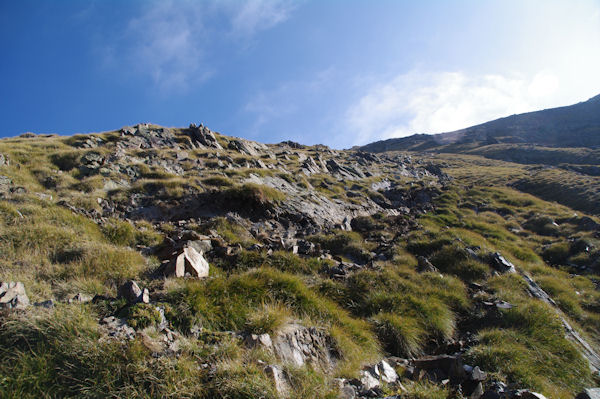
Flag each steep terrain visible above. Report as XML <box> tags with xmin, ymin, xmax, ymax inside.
<box><xmin>0</xmin><ymin>123</ymin><xmax>599</xmax><ymax>399</ymax></box>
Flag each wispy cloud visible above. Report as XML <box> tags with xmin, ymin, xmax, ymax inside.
<box><xmin>230</xmin><ymin>0</ymin><xmax>296</xmax><ymax>38</ymax></box>
<box><xmin>102</xmin><ymin>0</ymin><xmax>295</xmax><ymax>91</ymax></box>
<box><xmin>344</xmin><ymin>70</ymin><xmax>567</xmax><ymax>146</ymax></box>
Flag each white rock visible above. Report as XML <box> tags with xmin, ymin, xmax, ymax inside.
<box><xmin>360</xmin><ymin>369</ymin><xmax>380</xmax><ymax>390</ymax></box>
<box><xmin>0</xmin><ymin>282</ymin><xmax>29</xmax><ymax>309</ymax></box>
<box><xmin>168</xmin><ymin>246</ymin><xmax>209</xmax><ymax>278</ymax></box>
<box><xmin>377</xmin><ymin>360</ymin><xmax>398</xmax><ymax>383</ymax></box>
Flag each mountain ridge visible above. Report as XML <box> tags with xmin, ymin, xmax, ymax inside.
<box><xmin>360</xmin><ymin>93</ymin><xmax>600</xmax><ymax>153</ymax></box>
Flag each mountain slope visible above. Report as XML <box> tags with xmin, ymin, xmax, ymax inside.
<box><xmin>0</xmin><ymin>124</ymin><xmax>599</xmax><ymax>398</ymax></box>
<box><xmin>360</xmin><ymin>94</ymin><xmax>600</xmax><ymax>152</ymax></box>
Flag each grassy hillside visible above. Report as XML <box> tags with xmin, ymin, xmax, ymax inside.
<box><xmin>0</xmin><ymin>126</ymin><xmax>599</xmax><ymax>398</ymax></box>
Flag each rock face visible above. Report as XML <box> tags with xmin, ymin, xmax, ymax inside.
<box><xmin>0</xmin><ymin>282</ymin><xmax>30</xmax><ymax>309</ymax></box>
<box><xmin>272</xmin><ymin>324</ymin><xmax>338</xmax><ymax>370</ymax></box>
<box><xmin>165</xmin><ymin>246</ymin><xmax>210</xmax><ymax>278</ymax></box>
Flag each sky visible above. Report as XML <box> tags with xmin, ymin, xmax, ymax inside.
<box><xmin>1</xmin><ymin>0</ymin><xmax>600</xmax><ymax>148</ymax></box>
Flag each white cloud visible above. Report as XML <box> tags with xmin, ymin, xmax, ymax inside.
<box><xmin>230</xmin><ymin>0</ymin><xmax>296</xmax><ymax>38</ymax></box>
<box><xmin>104</xmin><ymin>0</ymin><xmax>295</xmax><ymax>90</ymax></box>
<box><xmin>344</xmin><ymin>70</ymin><xmax>568</xmax><ymax>146</ymax></box>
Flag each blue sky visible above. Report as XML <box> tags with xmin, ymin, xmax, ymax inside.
<box><xmin>1</xmin><ymin>0</ymin><xmax>600</xmax><ymax>148</ymax></box>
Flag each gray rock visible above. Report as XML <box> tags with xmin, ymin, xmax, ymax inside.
<box><xmin>417</xmin><ymin>256</ymin><xmax>438</xmax><ymax>273</ymax></box>
<box><xmin>69</xmin><ymin>293</ymin><xmax>93</xmax><ymax>303</ymax></box>
<box><xmin>244</xmin><ymin>333</ymin><xmax>273</xmax><ymax>350</ymax></box>
<box><xmin>34</xmin><ymin>299</ymin><xmax>54</xmax><ymax>308</ymax></box>
<box><xmin>0</xmin><ymin>153</ymin><xmax>6</xmax><ymax>166</ymax></box>
<box><xmin>470</xmin><ymin>366</ymin><xmax>487</xmax><ymax>381</ymax></box>
<box><xmin>488</xmin><ymin>252</ymin><xmax>516</xmax><ymax>273</ymax></box>
<box><xmin>119</xmin><ymin>124</ymin><xmax>180</xmax><ymax>150</ymax></box>
<box><xmin>165</xmin><ymin>245</ymin><xmax>210</xmax><ymax>278</ymax></box>
<box><xmin>369</xmin><ymin>360</ymin><xmax>398</xmax><ymax>383</ymax></box>
<box><xmin>576</xmin><ymin>388</ymin><xmax>600</xmax><ymax>399</ymax></box>
<box><xmin>264</xmin><ymin>364</ymin><xmax>290</xmax><ymax>397</ymax></box>
<box><xmin>339</xmin><ymin>385</ymin><xmax>356</xmax><ymax>399</ymax></box>
<box><xmin>301</xmin><ymin>157</ymin><xmax>321</xmax><ymax>175</ymax></box>
<box><xmin>188</xmin><ymin>124</ymin><xmax>222</xmax><ymax>149</ymax></box>
<box><xmin>117</xmin><ymin>280</ymin><xmax>147</xmax><ymax>304</ymax></box>
<box><xmin>101</xmin><ymin>316</ymin><xmax>136</xmax><ymax>340</ymax></box>
<box><xmin>296</xmin><ymin>239</ymin><xmax>316</xmax><ymax>255</ymax></box>
<box><xmin>359</xmin><ymin>369</ymin><xmax>380</xmax><ymax>390</ymax></box>
<box><xmin>272</xmin><ymin>324</ymin><xmax>337</xmax><ymax>370</ymax></box>
<box><xmin>0</xmin><ymin>282</ymin><xmax>30</xmax><ymax>309</ymax></box>
<box><xmin>228</xmin><ymin>139</ymin><xmax>267</xmax><ymax>156</ymax></box>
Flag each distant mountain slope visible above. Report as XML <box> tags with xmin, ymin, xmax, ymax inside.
<box><xmin>360</xmin><ymin>94</ymin><xmax>600</xmax><ymax>152</ymax></box>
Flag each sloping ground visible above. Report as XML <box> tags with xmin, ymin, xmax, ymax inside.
<box><xmin>0</xmin><ymin>125</ymin><xmax>599</xmax><ymax>398</ymax></box>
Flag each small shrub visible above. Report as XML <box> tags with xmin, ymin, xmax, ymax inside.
<box><xmin>126</xmin><ymin>303</ymin><xmax>163</xmax><ymax>329</ymax></box>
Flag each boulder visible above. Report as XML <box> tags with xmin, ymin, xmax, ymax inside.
<box><xmin>165</xmin><ymin>246</ymin><xmax>210</xmax><ymax>278</ymax></box>
<box><xmin>0</xmin><ymin>153</ymin><xmax>6</xmax><ymax>166</ymax></box>
<box><xmin>576</xmin><ymin>388</ymin><xmax>600</xmax><ymax>399</ymax></box>
<box><xmin>0</xmin><ymin>282</ymin><xmax>30</xmax><ymax>309</ymax></box>
<box><xmin>117</xmin><ymin>281</ymin><xmax>149</xmax><ymax>304</ymax></box>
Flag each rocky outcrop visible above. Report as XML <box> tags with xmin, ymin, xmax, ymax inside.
<box><xmin>0</xmin><ymin>281</ymin><xmax>30</xmax><ymax>309</ymax></box>
<box><xmin>272</xmin><ymin>324</ymin><xmax>338</xmax><ymax>370</ymax></box>
<box><xmin>187</xmin><ymin>123</ymin><xmax>222</xmax><ymax>149</ymax></box>
<box><xmin>119</xmin><ymin>124</ymin><xmax>180</xmax><ymax>150</ymax></box>
<box><xmin>228</xmin><ymin>138</ymin><xmax>268</xmax><ymax>156</ymax></box>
